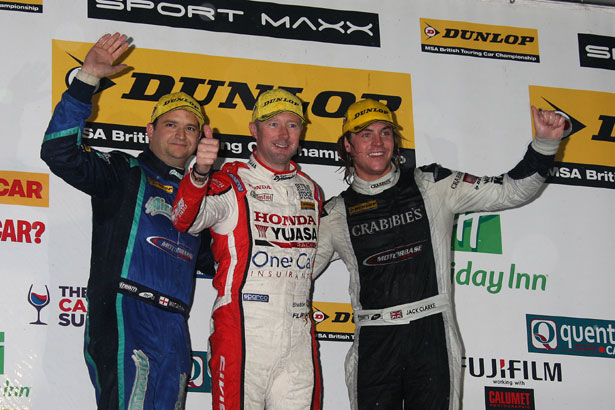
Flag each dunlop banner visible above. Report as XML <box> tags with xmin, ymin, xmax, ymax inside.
<box><xmin>312</xmin><ymin>301</ymin><xmax>355</xmax><ymax>342</ymax></box>
<box><xmin>529</xmin><ymin>86</ymin><xmax>615</xmax><ymax>189</ymax></box>
<box><xmin>420</xmin><ymin>18</ymin><xmax>539</xmax><ymax>63</ymax></box>
<box><xmin>52</xmin><ymin>39</ymin><xmax>414</xmax><ymax>166</ymax></box>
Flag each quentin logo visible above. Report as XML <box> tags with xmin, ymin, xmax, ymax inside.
<box><xmin>578</xmin><ymin>33</ymin><xmax>615</xmax><ymax>71</ymax></box>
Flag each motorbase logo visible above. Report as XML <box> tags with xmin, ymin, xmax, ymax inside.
<box><xmin>453</xmin><ymin>212</ymin><xmax>502</xmax><ymax>254</ymax></box>
<box><xmin>421</xmin><ymin>18</ymin><xmax>539</xmax><ymax>63</ymax></box>
<box><xmin>52</xmin><ymin>39</ymin><xmax>415</xmax><ymax>167</ymax></box>
<box><xmin>0</xmin><ymin>0</ymin><xmax>42</xmax><ymax>13</ymax></box>
<box><xmin>530</xmin><ymin>86</ymin><xmax>615</xmax><ymax>190</ymax></box>
<box><xmin>527</xmin><ymin>314</ymin><xmax>615</xmax><ymax>359</ymax></box>
<box><xmin>188</xmin><ymin>351</ymin><xmax>211</xmax><ymax>393</ymax></box>
<box><xmin>88</xmin><ymin>0</ymin><xmax>379</xmax><ymax>47</ymax></box>
<box><xmin>578</xmin><ymin>33</ymin><xmax>615</xmax><ymax>71</ymax></box>
<box><xmin>485</xmin><ymin>386</ymin><xmax>535</xmax><ymax>410</ymax></box>
<box><xmin>462</xmin><ymin>356</ymin><xmax>562</xmax><ymax>385</ymax></box>
<box><xmin>312</xmin><ymin>301</ymin><xmax>355</xmax><ymax>342</ymax></box>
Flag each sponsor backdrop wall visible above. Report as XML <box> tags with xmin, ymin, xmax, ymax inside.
<box><xmin>1</xmin><ymin>0</ymin><xmax>613</xmax><ymax>409</ymax></box>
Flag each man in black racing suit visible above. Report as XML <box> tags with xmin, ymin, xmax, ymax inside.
<box><xmin>41</xmin><ymin>33</ymin><xmax>211</xmax><ymax>409</ymax></box>
<box><xmin>314</xmin><ymin>99</ymin><xmax>565</xmax><ymax>410</ymax></box>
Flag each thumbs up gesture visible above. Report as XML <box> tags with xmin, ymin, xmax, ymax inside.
<box><xmin>194</xmin><ymin>125</ymin><xmax>219</xmax><ymax>175</ymax></box>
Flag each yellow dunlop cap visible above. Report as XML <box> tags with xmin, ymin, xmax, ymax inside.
<box><xmin>151</xmin><ymin>92</ymin><xmax>205</xmax><ymax>128</ymax></box>
<box><xmin>252</xmin><ymin>89</ymin><xmax>305</xmax><ymax>123</ymax></box>
<box><xmin>342</xmin><ymin>99</ymin><xmax>401</xmax><ymax>134</ymax></box>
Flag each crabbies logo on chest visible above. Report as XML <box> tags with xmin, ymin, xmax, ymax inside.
<box><xmin>350</xmin><ymin>207</ymin><xmax>423</xmax><ymax>237</ymax></box>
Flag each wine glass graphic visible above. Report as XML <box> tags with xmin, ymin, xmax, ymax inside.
<box><xmin>28</xmin><ymin>284</ymin><xmax>50</xmax><ymax>325</ymax></box>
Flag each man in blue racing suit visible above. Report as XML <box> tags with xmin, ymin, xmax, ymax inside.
<box><xmin>314</xmin><ymin>99</ymin><xmax>565</xmax><ymax>410</ymax></box>
<box><xmin>41</xmin><ymin>33</ymin><xmax>211</xmax><ymax>409</ymax></box>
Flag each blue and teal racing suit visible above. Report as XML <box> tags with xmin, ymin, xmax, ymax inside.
<box><xmin>41</xmin><ymin>75</ymin><xmax>204</xmax><ymax>410</ymax></box>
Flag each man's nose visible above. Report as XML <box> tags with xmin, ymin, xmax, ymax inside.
<box><xmin>280</xmin><ymin>124</ymin><xmax>290</xmax><ymax>138</ymax></box>
<box><xmin>177</xmin><ymin>126</ymin><xmax>188</xmax><ymax>139</ymax></box>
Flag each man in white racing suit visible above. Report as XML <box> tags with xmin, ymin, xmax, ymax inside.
<box><xmin>171</xmin><ymin>89</ymin><xmax>323</xmax><ymax>410</ymax></box>
<box><xmin>314</xmin><ymin>99</ymin><xmax>565</xmax><ymax>410</ymax></box>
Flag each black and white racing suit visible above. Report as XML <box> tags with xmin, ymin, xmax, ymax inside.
<box><xmin>314</xmin><ymin>138</ymin><xmax>559</xmax><ymax>410</ymax></box>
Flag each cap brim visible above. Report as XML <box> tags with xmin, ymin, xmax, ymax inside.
<box><xmin>255</xmin><ymin>110</ymin><xmax>306</xmax><ymax>123</ymax></box>
<box><xmin>153</xmin><ymin>106</ymin><xmax>205</xmax><ymax>128</ymax></box>
<box><xmin>348</xmin><ymin>119</ymin><xmax>401</xmax><ymax>133</ymax></box>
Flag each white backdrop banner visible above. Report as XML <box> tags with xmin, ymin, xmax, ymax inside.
<box><xmin>0</xmin><ymin>0</ymin><xmax>613</xmax><ymax>409</ymax></box>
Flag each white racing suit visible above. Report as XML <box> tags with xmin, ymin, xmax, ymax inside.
<box><xmin>172</xmin><ymin>154</ymin><xmax>323</xmax><ymax>410</ymax></box>
<box><xmin>314</xmin><ymin>138</ymin><xmax>559</xmax><ymax>410</ymax></box>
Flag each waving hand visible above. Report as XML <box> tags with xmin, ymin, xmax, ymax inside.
<box><xmin>81</xmin><ymin>33</ymin><xmax>131</xmax><ymax>79</ymax></box>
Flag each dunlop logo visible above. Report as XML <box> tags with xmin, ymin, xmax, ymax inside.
<box><xmin>348</xmin><ymin>200</ymin><xmax>378</xmax><ymax>215</ymax></box>
<box><xmin>312</xmin><ymin>301</ymin><xmax>355</xmax><ymax>342</ymax></box>
<box><xmin>52</xmin><ymin>39</ymin><xmax>416</xmax><ymax>167</ymax></box>
<box><xmin>421</xmin><ymin>18</ymin><xmax>540</xmax><ymax>63</ymax></box>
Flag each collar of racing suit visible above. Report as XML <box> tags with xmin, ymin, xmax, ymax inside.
<box><xmin>248</xmin><ymin>152</ymin><xmax>299</xmax><ymax>182</ymax></box>
<box><xmin>138</xmin><ymin>148</ymin><xmax>186</xmax><ymax>183</ymax></box>
<box><xmin>350</xmin><ymin>164</ymin><xmax>401</xmax><ymax>195</ymax></box>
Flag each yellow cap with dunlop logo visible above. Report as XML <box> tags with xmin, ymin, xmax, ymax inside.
<box><xmin>342</xmin><ymin>99</ymin><xmax>401</xmax><ymax>134</ymax></box>
<box><xmin>150</xmin><ymin>92</ymin><xmax>205</xmax><ymax>128</ymax></box>
<box><xmin>252</xmin><ymin>89</ymin><xmax>305</xmax><ymax>123</ymax></box>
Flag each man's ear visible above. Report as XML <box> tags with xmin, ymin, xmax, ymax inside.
<box><xmin>248</xmin><ymin>121</ymin><xmax>258</xmax><ymax>139</ymax></box>
<box><xmin>146</xmin><ymin>123</ymin><xmax>154</xmax><ymax>140</ymax></box>
<box><xmin>344</xmin><ymin>135</ymin><xmax>352</xmax><ymax>153</ymax></box>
